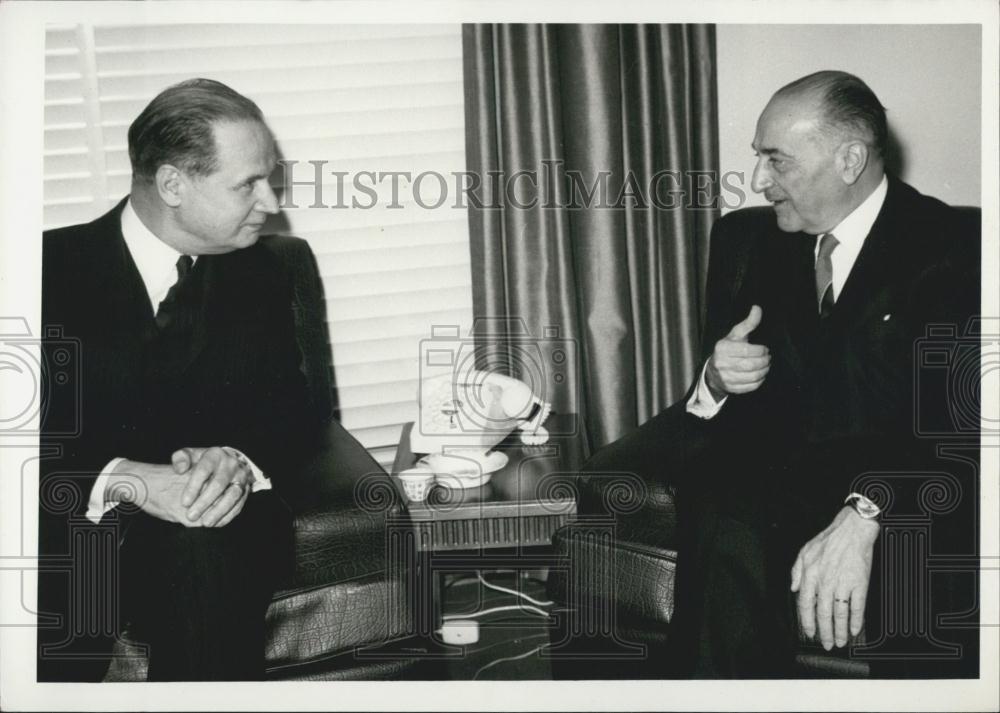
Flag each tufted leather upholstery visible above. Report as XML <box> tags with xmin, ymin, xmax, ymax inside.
<box><xmin>104</xmin><ymin>234</ymin><xmax>422</xmax><ymax>681</ymax></box>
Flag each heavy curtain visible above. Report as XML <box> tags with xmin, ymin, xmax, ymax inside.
<box><xmin>462</xmin><ymin>24</ymin><xmax>719</xmax><ymax>453</ymax></box>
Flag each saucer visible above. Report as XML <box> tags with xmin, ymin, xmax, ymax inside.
<box><xmin>417</xmin><ymin>450</ymin><xmax>509</xmax><ymax>489</ymax></box>
<box><xmin>434</xmin><ymin>471</ymin><xmax>493</xmax><ymax>489</ymax></box>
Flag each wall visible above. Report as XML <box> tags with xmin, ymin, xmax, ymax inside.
<box><xmin>716</xmin><ymin>24</ymin><xmax>982</xmax><ymax>211</ymax></box>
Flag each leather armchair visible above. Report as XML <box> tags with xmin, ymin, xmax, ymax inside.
<box><xmin>104</xmin><ymin>234</ymin><xmax>426</xmax><ymax>681</ymax></box>
<box><xmin>546</xmin><ymin>205</ymin><xmax>982</xmax><ymax>679</ymax></box>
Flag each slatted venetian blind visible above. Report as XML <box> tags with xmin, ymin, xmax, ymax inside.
<box><xmin>43</xmin><ymin>23</ymin><xmax>474</xmax><ymax>468</ymax></box>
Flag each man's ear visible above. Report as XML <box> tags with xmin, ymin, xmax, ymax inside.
<box><xmin>155</xmin><ymin>164</ymin><xmax>185</xmax><ymax>208</ymax></box>
<box><xmin>837</xmin><ymin>140</ymin><xmax>869</xmax><ymax>185</ymax></box>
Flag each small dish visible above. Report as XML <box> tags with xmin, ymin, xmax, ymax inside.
<box><xmin>425</xmin><ymin>450</ymin><xmax>509</xmax><ymax>476</ymax></box>
<box><xmin>418</xmin><ymin>450</ymin><xmax>509</xmax><ymax>489</ymax></box>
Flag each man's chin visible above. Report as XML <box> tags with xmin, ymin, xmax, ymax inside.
<box><xmin>240</xmin><ymin>227</ymin><xmax>264</xmax><ymax>246</ymax></box>
<box><xmin>772</xmin><ymin>204</ymin><xmax>802</xmax><ymax>233</ymax></box>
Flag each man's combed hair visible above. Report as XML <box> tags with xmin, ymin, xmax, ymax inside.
<box><xmin>778</xmin><ymin>70</ymin><xmax>888</xmax><ymax>159</ymax></box>
<box><xmin>128</xmin><ymin>78</ymin><xmax>265</xmax><ymax>182</ymax></box>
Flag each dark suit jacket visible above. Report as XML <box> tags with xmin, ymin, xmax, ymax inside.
<box><xmin>40</xmin><ymin>197</ymin><xmax>315</xmax><ymax>544</ymax></box>
<box><xmin>699</xmin><ymin>175</ymin><xmax>980</xmax><ymax>518</ymax></box>
<box><xmin>579</xmin><ymin>176</ymin><xmax>980</xmax><ymax>677</ymax></box>
<box><xmin>38</xmin><ymin>198</ymin><xmax>324</xmax><ymax>680</ymax></box>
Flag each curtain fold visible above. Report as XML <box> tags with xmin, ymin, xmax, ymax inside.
<box><xmin>463</xmin><ymin>24</ymin><xmax>718</xmax><ymax>453</ymax></box>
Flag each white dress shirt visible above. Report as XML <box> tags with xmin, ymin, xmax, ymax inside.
<box><xmin>85</xmin><ymin>200</ymin><xmax>271</xmax><ymax>523</ymax></box>
<box><xmin>687</xmin><ymin>175</ymin><xmax>889</xmax><ymax>419</ymax></box>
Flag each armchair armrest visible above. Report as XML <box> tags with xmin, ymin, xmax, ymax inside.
<box><xmin>573</xmin><ymin>399</ymin><xmax>717</xmax><ymax>548</ymax></box>
<box><xmin>548</xmin><ymin>399</ymin><xmax>717</xmax><ymax>628</ymax></box>
<box><xmin>280</xmin><ymin>418</ymin><xmax>409</xmax><ymax>591</ymax></box>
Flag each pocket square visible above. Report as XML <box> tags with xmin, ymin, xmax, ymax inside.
<box><xmin>882</xmin><ymin>313</ymin><xmax>892</xmax><ymax>322</ymax></box>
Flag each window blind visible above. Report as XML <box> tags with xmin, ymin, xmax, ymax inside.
<box><xmin>43</xmin><ymin>23</ymin><xmax>474</xmax><ymax>468</ymax></box>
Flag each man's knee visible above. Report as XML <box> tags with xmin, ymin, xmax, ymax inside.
<box><xmin>584</xmin><ymin>401</ymin><xmax>705</xmax><ymax>479</ymax></box>
<box><xmin>124</xmin><ymin>495</ymin><xmax>291</xmax><ymax>590</ymax></box>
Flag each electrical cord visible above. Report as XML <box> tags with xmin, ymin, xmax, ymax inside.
<box><xmin>442</xmin><ymin>603</ymin><xmax>550</xmax><ymax>621</ymax></box>
<box><xmin>439</xmin><ymin>572</ymin><xmax>553</xmax><ymax>679</ymax></box>
<box><xmin>459</xmin><ymin>631</ymin><xmax>549</xmax><ymax>657</ymax></box>
<box><xmin>476</xmin><ymin>570</ymin><xmax>553</xmax><ymax>608</ymax></box>
<box><xmin>443</xmin><ymin>568</ymin><xmax>519</xmax><ymax>591</ymax></box>
<box><xmin>444</xmin><ymin>569</ymin><xmax>548</xmax><ymax>590</ymax></box>
<box><xmin>473</xmin><ymin>642</ymin><xmax>551</xmax><ymax>680</ymax></box>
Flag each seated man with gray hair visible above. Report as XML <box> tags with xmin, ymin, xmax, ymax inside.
<box><xmin>588</xmin><ymin>70</ymin><xmax>979</xmax><ymax>677</ymax></box>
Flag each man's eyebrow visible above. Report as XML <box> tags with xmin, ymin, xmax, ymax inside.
<box><xmin>752</xmin><ymin>143</ymin><xmax>794</xmax><ymax>159</ymax></box>
<box><xmin>237</xmin><ymin>171</ymin><xmax>271</xmax><ymax>184</ymax></box>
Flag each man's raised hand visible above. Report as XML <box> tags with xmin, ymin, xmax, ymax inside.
<box><xmin>705</xmin><ymin>305</ymin><xmax>771</xmax><ymax>400</ymax></box>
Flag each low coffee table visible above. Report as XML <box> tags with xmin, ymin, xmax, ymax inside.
<box><xmin>390</xmin><ymin>413</ymin><xmax>587</xmax><ymax>641</ymax></box>
<box><xmin>391</xmin><ymin>413</ymin><xmax>587</xmax><ymax>552</ymax></box>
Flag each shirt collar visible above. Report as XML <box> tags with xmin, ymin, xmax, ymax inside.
<box><xmin>818</xmin><ymin>174</ymin><xmax>889</xmax><ymax>254</ymax></box>
<box><xmin>120</xmin><ymin>197</ymin><xmax>191</xmax><ymax>308</ymax></box>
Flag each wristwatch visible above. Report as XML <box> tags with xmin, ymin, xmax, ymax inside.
<box><xmin>844</xmin><ymin>492</ymin><xmax>881</xmax><ymax>520</ymax></box>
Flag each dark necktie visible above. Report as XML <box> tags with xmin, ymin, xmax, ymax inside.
<box><xmin>815</xmin><ymin>233</ymin><xmax>839</xmax><ymax>318</ymax></box>
<box><xmin>155</xmin><ymin>255</ymin><xmax>193</xmax><ymax>330</ymax></box>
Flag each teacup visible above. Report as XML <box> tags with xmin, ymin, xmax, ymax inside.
<box><xmin>397</xmin><ymin>468</ymin><xmax>435</xmax><ymax>501</ymax></box>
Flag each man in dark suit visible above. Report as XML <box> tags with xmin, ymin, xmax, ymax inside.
<box><xmin>39</xmin><ymin>79</ymin><xmax>313</xmax><ymax>681</ymax></box>
<box><xmin>594</xmin><ymin>70</ymin><xmax>979</xmax><ymax>677</ymax></box>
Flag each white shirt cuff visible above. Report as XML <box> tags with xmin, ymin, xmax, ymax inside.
<box><xmin>686</xmin><ymin>361</ymin><xmax>728</xmax><ymax>420</ymax></box>
<box><xmin>221</xmin><ymin>447</ymin><xmax>272</xmax><ymax>492</ymax></box>
<box><xmin>86</xmin><ymin>458</ymin><xmax>125</xmax><ymax>524</ymax></box>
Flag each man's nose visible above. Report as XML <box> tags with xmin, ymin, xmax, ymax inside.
<box><xmin>255</xmin><ymin>180</ymin><xmax>280</xmax><ymax>214</ymax></box>
<box><xmin>751</xmin><ymin>158</ymin><xmax>772</xmax><ymax>194</ymax></box>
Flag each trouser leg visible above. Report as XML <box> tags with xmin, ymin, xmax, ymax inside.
<box><xmin>36</xmin><ymin>516</ymin><xmax>119</xmax><ymax>682</ymax></box>
<box><xmin>120</xmin><ymin>492</ymin><xmax>293</xmax><ymax>681</ymax></box>
<box><xmin>673</xmin><ymin>483</ymin><xmax>800</xmax><ymax>678</ymax></box>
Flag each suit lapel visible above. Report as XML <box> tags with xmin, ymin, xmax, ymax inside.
<box><xmin>177</xmin><ymin>249</ymin><xmax>264</xmax><ymax>378</ymax></box>
<box><xmin>825</xmin><ymin>177</ymin><xmax>904</xmax><ymax>332</ymax></box>
<box><xmin>82</xmin><ymin>199</ymin><xmax>159</xmax><ymax>345</ymax></box>
<box><xmin>174</xmin><ymin>255</ymin><xmax>213</xmax><ymax>375</ymax></box>
<box><xmin>87</xmin><ymin>198</ymin><xmax>216</xmax><ymax>377</ymax></box>
<box><xmin>764</xmin><ymin>228</ymin><xmax>818</xmax><ymax>374</ymax></box>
